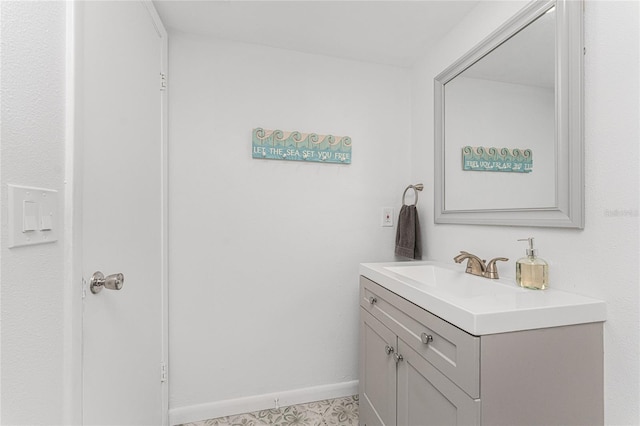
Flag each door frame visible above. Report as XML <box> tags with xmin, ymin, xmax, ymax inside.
<box><xmin>63</xmin><ymin>1</ymin><xmax>169</xmax><ymax>424</ymax></box>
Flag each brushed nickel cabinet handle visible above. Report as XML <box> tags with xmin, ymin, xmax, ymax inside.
<box><xmin>421</xmin><ymin>333</ymin><xmax>433</xmax><ymax>344</ymax></box>
<box><xmin>368</xmin><ymin>296</ymin><xmax>377</xmax><ymax>305</ymax></box>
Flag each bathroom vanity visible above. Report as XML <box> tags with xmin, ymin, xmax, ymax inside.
<box><xmin>358</xmin><ymin>262</ymin><xmax>606</xmax><ymax>426</ymax></box>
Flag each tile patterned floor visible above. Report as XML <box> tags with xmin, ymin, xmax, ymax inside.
<box><xmin>180</xmin><ymin>395</ymin><xmax>359</xmax><ymax>426</ymax></box>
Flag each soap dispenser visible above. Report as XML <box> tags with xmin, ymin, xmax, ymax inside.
<box><xmin>516</xmin><ymin>237</ymin><xmax>549</xmax><ymax>290</ymax></box>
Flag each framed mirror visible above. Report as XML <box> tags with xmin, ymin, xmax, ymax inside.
<box><xmin>434</xmin><ymin>0</ymin><xmax>584</xmax><ymax>228</ymax></box>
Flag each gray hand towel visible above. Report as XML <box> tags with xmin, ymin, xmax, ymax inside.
<box><xmin>395</xmin><ymin>204</ymin><xmax>422</xmax><ymax>260</ymax></box>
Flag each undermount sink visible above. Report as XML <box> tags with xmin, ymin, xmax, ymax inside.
<box><xmin>360</xmin><ymin>261</ymin><xmax>606</xmax><ymax>335</ymax></box>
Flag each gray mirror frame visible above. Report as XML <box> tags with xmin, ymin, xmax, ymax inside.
<box><xmin>434</xmin><ymin>0</ymin><xmax>584</xmax><ymax>228</ymax></box>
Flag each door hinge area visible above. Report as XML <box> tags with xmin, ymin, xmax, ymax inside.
<box><xmin>160</xmin><ymin>362</ymin><xmax>168</xmax><ymax>382</ymax></box>
<box><xmin>160</xmin><ymin>73</ymin><xmax>167</xmax><ymax>91</ymax></box>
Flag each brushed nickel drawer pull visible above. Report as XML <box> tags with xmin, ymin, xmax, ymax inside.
<box><xmin>368</xmin><ymin>296</ymin><xmax>378</xmax><ymax>305</ymax></box>
<box><xmin>385</xmin><ymin>345</ymin><xmax>394</xmax><ymax>355</ymax></box>
<box><xmin>421</xmin><ymin>332</ymin><xmax>434</xmax><ymax>344</ymax></box>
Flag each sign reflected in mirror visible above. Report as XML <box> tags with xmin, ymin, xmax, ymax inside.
<box><xmin>434</xmin><ymin>0</ymin><xmax>584</xmax><ymax>228</ymax></box>
<box><xmin>462</xmin><ymin>146</ymin><xmax>533</xmax><ymax>173</ymax></box>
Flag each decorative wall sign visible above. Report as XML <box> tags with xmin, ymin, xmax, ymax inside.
<box><xmin>462</xmin><ymin>146</ymin><xmax>532</xmax><ymax>173</ymax></box>
<box><xmin>252</xmin><ymin>128</ymin><xmax>352</xmax><ymax>164</ymax></box>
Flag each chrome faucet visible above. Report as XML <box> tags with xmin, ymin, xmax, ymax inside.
<box><xmin>453</xmin><ymin>251</ymin><xmax>508</xmax><ymax>279</ymax></box>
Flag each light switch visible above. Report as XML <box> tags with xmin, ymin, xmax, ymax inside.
<box><xmin>40</xmin><ymin>208</ymin><xmax>53</xmax><ymax>231</ymax></box>
<box><xmin>8</xmin><ymin>184</ymin><xmax>58</xmax><ymax>248</ymax></box>
<box><xmin>23</xmin><ymin>201</ymin><xmax>38</xmax><ymax>232</ymax></box>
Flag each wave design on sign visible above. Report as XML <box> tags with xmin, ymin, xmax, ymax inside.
<box><xmin>462</xmin><ymin>146</ymin><xmax>533</xmax><ymax>173</ymax></box>
<box><xmin>252</xmin><ymin>128</ymin><xmax>352</xmax><ymax>164</ymax></box>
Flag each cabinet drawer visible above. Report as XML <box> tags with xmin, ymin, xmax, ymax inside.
<box><xmin>360</xmin><ymin>276</ymin><xmax>480</xmax><ymax>398</ymax></box>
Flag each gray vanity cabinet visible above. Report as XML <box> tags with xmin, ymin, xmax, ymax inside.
<box><xmin>359</xmin><ymin>276</ymin><xmax>604</xmax><ymax>426</ymax></box>
<box><xmin>360</xmin><ymin>309</ymin><xmax>479</xmax><ymax>426</ymax></box>
<box><xmin>359</xmin><ymin>277</ymin><xmax>480</xmax><ymax>426</ymax></box>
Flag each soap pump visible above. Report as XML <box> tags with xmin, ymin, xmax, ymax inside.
<box><xmin>516</xmin><ymin>237</ymin><xmax>549</xmax><ymax>290</ymax></box>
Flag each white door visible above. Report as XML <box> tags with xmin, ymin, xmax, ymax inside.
<box><xmin>79</xmin><ymin>1</ymin><xmax>168</xmax><ymax>424</ymax></box>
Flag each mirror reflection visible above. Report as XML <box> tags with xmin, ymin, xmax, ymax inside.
<box><xmin>443</xmin><ymin>7</ymin><xmax>556</xmax><ymax>211</ymax></box>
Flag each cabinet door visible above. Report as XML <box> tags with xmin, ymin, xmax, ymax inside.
<box><xmin>396</xmin><ymin>340</ymin><xmax>480</xmax><ymax>426</ymax></box>
<box><xmin>360</xmin><ymin>309</ymin><xmax>397</xmax><ymax>426</ymax></box>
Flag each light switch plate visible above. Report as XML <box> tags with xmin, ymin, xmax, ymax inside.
<box><xmin>8</xmin><ymin>184</ymin><xmax>59</xmax><ymax>248</ymax></box>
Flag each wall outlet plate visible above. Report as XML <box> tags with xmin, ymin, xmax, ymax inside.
<box><xmin>382</xmin><ymin>207</ymin><xmax>394</xmax><ymax>227</ymax></box>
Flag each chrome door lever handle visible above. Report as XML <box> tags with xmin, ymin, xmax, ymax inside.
<box><xmin>90</xmin><ymin>271</ymin><xmax>124</xmax><ymax>294</ymax></box>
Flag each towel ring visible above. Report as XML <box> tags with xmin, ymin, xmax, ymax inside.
<box><xmin>402</xmin><ymin>183</ymin><xmax>424</xmax><ymax>206</ymax></box>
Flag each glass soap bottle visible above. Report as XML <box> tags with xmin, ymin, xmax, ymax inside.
<box><xmin>516</xmin><ymin>237</ymin><xmax>549</xmax><ymax>290</ymax></box>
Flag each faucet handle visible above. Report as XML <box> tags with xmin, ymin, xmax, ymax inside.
<box><xmin>484</xmin><ymin>257</ymin><xmax>509</xmax><ymax>279</ymax></box>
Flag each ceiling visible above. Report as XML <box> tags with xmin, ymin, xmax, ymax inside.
<box><xmin>153</xmin><ymin>1</ymin><xmax>480</xmax><ymax>67</ymax></box>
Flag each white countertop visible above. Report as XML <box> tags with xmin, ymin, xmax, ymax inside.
<box><xmin>360</xmin><ymin>261</ymin><xmax>606</xmax><ymax>336</ymax></box>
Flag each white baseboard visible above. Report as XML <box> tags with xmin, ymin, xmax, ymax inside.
<box><xmin>169</xmin><ymin>380</ymin><xmax>359</xmax><ymax>426</ymax></box>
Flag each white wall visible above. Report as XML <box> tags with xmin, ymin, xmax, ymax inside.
<box><xmin>168</xmin><ymin>33</ymin><xmax>411</xmax><ymax>419</ymax></box>
<box><xmin>0</xmin><ymin>1</ymin><xmax>67</xmax><ymax>424</ymax></box>
<box><xmin>410</xmin><ymin>1</ymin><xmax>639</xmax><ymax>424</ymax></box>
